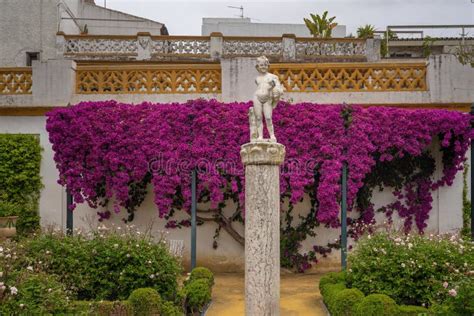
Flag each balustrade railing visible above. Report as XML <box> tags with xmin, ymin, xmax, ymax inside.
<box><xmin>270</xmin><ymin>63</ymin><xmax>427</xmax><ymax>92</ymax></box>
<box><xmin>58</xmin><ymin>33</ymin><xmax>373</xmax><ymax>61</ymax></box>
<box><xmin>0</xmin><ymin>68</ymin><xmax>33</xmax><ymax>95</ymax></box>
<box><xmin>76</xmin><ymin>64</ymin><xmax>221</xmax><ymax>94</ymax></box>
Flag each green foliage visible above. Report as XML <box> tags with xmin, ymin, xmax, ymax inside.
<box><xmin>69</xmin><ymin>300</ymin><xmax>133</xmax><ymax>315</ymax></box>
<box><xmin>128</xmin><ymin>287</ymin><xmax>162</xmax><ymax>315</ymax></box>
<box><xmin>355</xmin><ymin>294</ymin><xmax>398</xmax><ymax>316</ymax></box>
<box><xmin>321</xmin><ymin>282</ymin><xmax>346</xmax><ymax>312</ymax></box>
<box><xmin>304</xmin><ymin>11</ymin><xmax>337</xmax><ymax>38</ymax></box>
<box><xmin>319</xmin><ymin>271</ymin><xmax>346</xmax><ymax>291</ymax></box>
<box><xmin>461</xmin><ymin>162</ymin><xmax>471</xmax><ymax>238</ymax></box>
<box><xmin>10</xmin><ymin>228</ymin><xmax>182</xmax><ymax>301</ymax></box>
<box><xmin>357</xmin><ymin>24</ymin><xmax>376</xmax><ymax>39</ymax></box>
<box><xmin>189</xmin><ymin>267</ymin><xmax>214</xmax><ymax>286</ymax></box>
<box><xmin>161</xmin><ymin>300</ymin><xmax>184</xmax><ymax>316</ymax></box>
<box><xmin>381</xmin><ymin>29</ymin><xmax>397</xmax><ymax>57</ymax></box>
<box><xmin>332</xmin><ymin>288</ymin><xmax>365</xmax><ymax>316</ymax></box>
<box><xmin>0</xmin><ymin>134</ymin><xmax>42</xmax><ymax>235</ymax></box>
<box><xmin>0</xmin><ymin>272</ymin><xmax>68</xmax><ymax>315</ymax></box>
<box><xmin>398</xmin><ymin>305</ymin><xmax>430</xmax><ymax>315</ymax></box>
<box><xmin>422</xmin><ymin>36</ymin><xmax>437</xmax><ymax>58</ymax></box>
<box><xmin>347</xmin><ymin>232</ymin><xmax>473</xmax><ymax>307</ymax></box>
<box><xmin>439</xmin><ymin>277</ymin><xmax>474</xmax><ymax>316</ymax></box>
<box><xmin>184</xmin><ymin>279</ymin><xmax>212</xmax><ymax>313</ymax></box>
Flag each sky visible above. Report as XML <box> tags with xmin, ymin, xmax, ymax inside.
<box><xmin>104</xmin><ymin>0</ymin><xmax>474</xmax><ymax>37</ymax></box>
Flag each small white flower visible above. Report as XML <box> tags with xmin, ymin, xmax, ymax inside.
<box><xmin>48</xmin><ymin>288</ymin><xmax>52</xmax><ymax>293</ymax></box>
<box><xmin>401</xmin><ymin>263</ymin><xmax>406</xmax><ymax>268</ymax></box>
<box><xmin>407</xmin><ymin>243</ymin><xmax>413</xmax><ymax>249</ymax></box>
<box><xmin>114</xmin><ymin>244</ymin><xmax>119</xmax><ymax>248</ymax></box>
<box><xmin>0</xmin><ymin>247</ymin><xmax>3</xmax><ymax>252</ymax></box>
<box><xmin>150</xmin><ymin>274</ymin><xmax>155</xmax><ymax>279</ymax></box>
<box><xmin>443</xmin><ymin>282</ymin><xmax>449</xmax><ymax>288</ymax></box>
<box><xmin>126</xmin><ymin>254</ymin><xmax>130</xmax><ymax>258</ymax></box>
<box><xmin>0</xmin><ymin>271</ymin><xmax>3</xmax><ymax>277</ymax></box>
<box><xmin>19</xmin><ymin>304</ymin><xmax>24</xmax><ymax>308</ymax></box>
<box><xmin>448</xmin><ymin>289</ymin><xmax>457</xmax><ymax>297</ymax></box>
<box><xmin>27</xmin><ymin>266</ymin><xmax>33</xmax><ymax>272</ymax></box>
<box><xmin>10</xmin><ymin>286</ymin><xmax>18</xmax><ymax>295</ymax></box>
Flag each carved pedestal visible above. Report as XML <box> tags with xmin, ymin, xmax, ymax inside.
<box><xmin>240</xmin><ymin>141</ymin><xmax>285</xmax><ymax>316</ymax></box>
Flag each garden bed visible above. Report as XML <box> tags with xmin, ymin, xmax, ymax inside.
<box><xmin>0</xmin><ymin>227</ymin><xmax>214</xmax><ymax>315</ymax></box>
<box><xmin>319</xmin><ymin>231</ymin><xmax>473</xmax><ymax>315</ymax></box>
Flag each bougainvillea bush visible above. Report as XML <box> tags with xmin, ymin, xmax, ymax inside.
<box><xmin>46</xmin><ymin>100</ymin><xmax>472</xmax><ymax>271</ymax></box>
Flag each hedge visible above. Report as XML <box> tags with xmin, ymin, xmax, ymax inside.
<box><xmin>0</xmin><ymin>134</ymin><xmax>42</xmax><ymax>235</ymax></box>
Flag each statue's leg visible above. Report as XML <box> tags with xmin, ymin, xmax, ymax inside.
<box><xmin>263</xmin><ymin>101</ymin><xmax>276</xmax><ymax>141</ymax></box>
<box><xmin>253</xmin><ymin>98</ymin><xmax>264</xmax><ymax>140</ymax></box>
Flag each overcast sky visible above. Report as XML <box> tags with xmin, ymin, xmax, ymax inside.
<box><xmin>105</xmin><ymin>0</ymin><xmax>473</xmax><ymax>37</ymax></box>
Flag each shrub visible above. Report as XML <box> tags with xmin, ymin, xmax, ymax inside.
<box><xmin>189</xmin><ymin>267</ymin><xmax>214</xmax><ymax>286</ymax></box>
<box><xmin>332</xmin><ymin>288</ymin><xmax>365</xmax><ymax>316</ymax></box>
<box><xmin>161</xmin><ymin>300</ymin><xmax>184</xmax><ymax>316</ymax></box>
<box><xmin>439</xmin><ymin>277</ymin><xmax>474</xmax><ymax>316</ymax></box>
<box><xmin>0</xmin><ymin>134</ymin><xmax>42</xmax><ymax>235</ymax></box>
<box><xmin>355</xmin><ymin>294</ymin><xmax>398</xmax><ymax>316</ymax></box>
<box><xmin>0</xmin><ymin>272</ymin><xmax>68</xmax><ymax>315</ymax></box>
<box><xmin>399</xmin><ymin>305</ymin><xmax>430</xmax><ymax>315</ymax></box>
<box><xmin>128</xmin><ymin>288</ymin><xmax>162</xmax><ymax>315</ymax></box>
<box><xmin>185</xmin><ymin>279</ymin><xmax>212</xmax><ymax>313</ymax></box>
<box><xmin>347</xmin><ymin>232</ymin><xmax>473</xmax><ymax>306</ymax></box>
<box><xmin>15</xmin><ymin>228</ymin><xmax>182</xmax><ymax>300</ymax></box>
<box><xmin>321</xmin><ymin>282</ymin><xmax>346</xmax><ymax>312</ymax></box>
<box><xmin>319</xmin><ymin>271</ymin><xmax>346</xmax><ymax>291</ymax></box>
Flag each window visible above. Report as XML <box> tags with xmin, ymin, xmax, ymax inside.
<box><xmin>26</xmin><ymin>52</ymin><xmax>39</xmax><ymax>66</ymax></box>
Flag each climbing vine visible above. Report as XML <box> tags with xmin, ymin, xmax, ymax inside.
<box><xmin>46</xmin><ymin>100</ymin><xmax>472</xmax><ymax>271</ymax></box>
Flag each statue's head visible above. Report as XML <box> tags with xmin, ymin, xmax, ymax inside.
<box><xmin>255</xmin><ymin>56</ymin><xmax>269</xmax><ymax>74</ymax></box>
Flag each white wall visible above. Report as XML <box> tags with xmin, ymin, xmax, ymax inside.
<box><xmin>202</xmin><ymin>17</ymin><xmax>346</xmax><ymax>38</ymax></box>
<box><xmin>0</xmin><ymin>113</ymin><xmax>467</xmax><ymax>272</ymax></box>
<box><xmin>0</xmin><ymin>116</ymin><xmax>66</xmax><ymax>229</ymax></box>
<box><xmin>77</xmin><ymin>3</ymin><xmax>165</xmax><ymax>35</ymax></box>
<box><xmin>0</xmin><ymin>0</ymin><xmax>59</xmax><ymax>66</ymax></box>
<box><xmin>0</xmin><ymin>0</ymin><xmax>166</xmax><ymax>67</ymax></box>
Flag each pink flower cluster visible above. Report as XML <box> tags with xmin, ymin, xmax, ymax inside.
<box><xmin>46</xmin><ymin>100</ymin><xmax>472</xmax><ymax>230</ymax></box>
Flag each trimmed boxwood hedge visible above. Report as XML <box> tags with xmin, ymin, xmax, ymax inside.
<box><xmin>318</xmin><ymin>271</ymin><xmax>434</xmax><ymax>316</ymax></box>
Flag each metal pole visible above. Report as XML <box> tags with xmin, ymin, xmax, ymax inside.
<box><xmin>471</xmin><ymin>103</ymin><xmax>474</xmax><ymax>241</ymax></box>
<box><xmin>66</xmin><ymin>190</ymin><xmax>73</xmax><ymax>235</ymax></box>
<box><xmin>191</xmin><ymin>168</ymin><xmax>197</xmax><ymax>269</ymax></box>
<box><xmin>341</xmin><ymin>162</ymin><xmax>348</xmax><ymax>270</ymax></box>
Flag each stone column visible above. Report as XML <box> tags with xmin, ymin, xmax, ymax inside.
<box><xmin>240</xmin><ymin>141</ymin><xmax>285</xmax><ymax>316</ymax></box>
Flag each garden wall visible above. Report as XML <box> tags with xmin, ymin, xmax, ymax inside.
<box><xmin>0</xmin><ymin>113</ymin><xmax>470</xmax><ymax>272</ymax></box>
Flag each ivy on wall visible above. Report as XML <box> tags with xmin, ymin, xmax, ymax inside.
<box><xmin>0</xmin><ymin>134</ymin><xmax>42</xmax><ymax>235</ymax></box>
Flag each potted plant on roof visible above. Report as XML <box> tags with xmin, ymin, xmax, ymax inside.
<box><xmin>0</xmin><ymin>202</ymin><xmax>20</xmax><ymax>238</ymax></box>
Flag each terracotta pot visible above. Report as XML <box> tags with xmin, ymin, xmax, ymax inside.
<box><xmin>0</xmin><ymin>216</ymin><xmax>18</xmax><ymax>238</ymax></box>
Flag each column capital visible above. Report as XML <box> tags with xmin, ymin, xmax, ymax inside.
<box><xmin>240</xmin><ymin>142</ymin><xmax>285</xmax><ymax>166</ymax></box>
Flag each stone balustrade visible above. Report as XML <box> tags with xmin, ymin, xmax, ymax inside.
<box><xmin>56</xmin><ymin>32</ymin><xmax>379</xmax><ymax>62</ymax></box>
<box><xmin>0</xmin><ymin>68</ymin><xmax>33</xmax><ymax>94</ymax></box>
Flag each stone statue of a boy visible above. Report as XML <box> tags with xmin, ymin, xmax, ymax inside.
<box><xmin>249</xmin><ymin>56</ymin><xmax>283</xmax><ymax>142</ymax></box>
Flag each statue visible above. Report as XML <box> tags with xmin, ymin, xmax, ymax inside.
<box><xmin>249</xmin><ymin>56</ymin><xmax>283</xmax><ymax>142</ymax></box>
